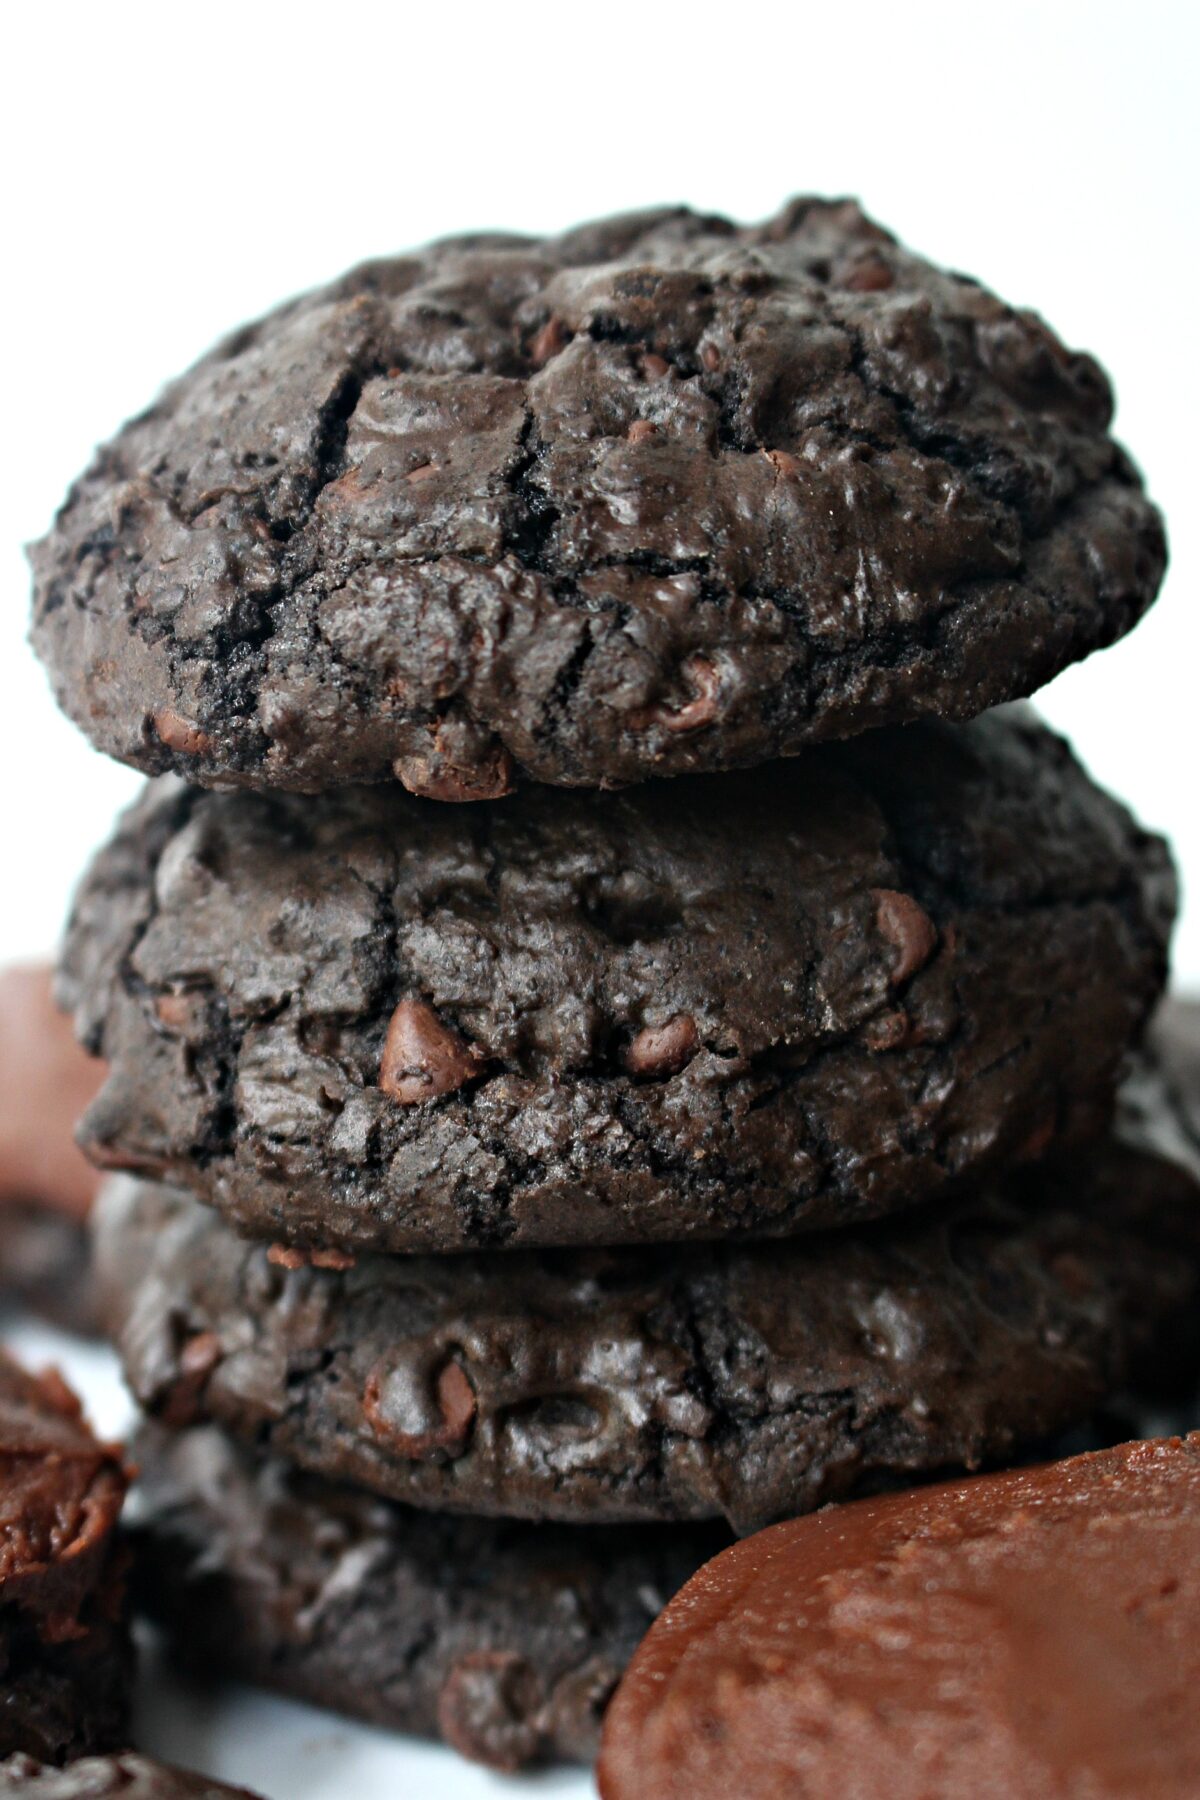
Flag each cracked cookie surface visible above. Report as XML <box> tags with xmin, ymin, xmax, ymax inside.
<box><xmin>129</xmin><ymin>1422</ymin><xmax>723</xmax><ymax>1770</ymax></box>
<box><xmin>95</xmin><ymin>1045</ymin><xmax>1200</xmax><ymax>1531</ymax></box>
<box><xmin>0</xmin><ymin>1356</ymin><xmax>131</xmax><ymax>1763</ymax></box>
<box><xmin>60</xmin><ymin>711</ymin><xmax>1174</xmax><ymax>1255</ymax></box>
<box><xmin>30</xmin><ymin>199</ymin><xmax>1164</xmax><ymax>795</ymax></box>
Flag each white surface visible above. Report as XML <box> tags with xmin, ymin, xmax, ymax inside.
<box><xmin>0</xmin><ymin>6</ymin><xmax>1197</xmax><ymax>1795</ymax></box>
<box><xmin>1</xmin><ymin>1314</ymin><xmax>592</xmax><ymax>1800</ymax></box>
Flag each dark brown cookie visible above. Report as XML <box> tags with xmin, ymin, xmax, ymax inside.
<box><xmin>94</xmin><ymin>1052</ymin><xmax>1200</xmax><ymax>1533</ymax></box>
<box><xmin>0</xmin><ymin>1756</ymin><xmax>261</xmax><ymax>1797</ymax></box>
<box><xmin>0</xmin><ymin>1204</ymin><xmax>96</xmax><ymax>1336</ymax></box>
<box><xmin>30</xmin><ymin>200</ymin><xmax>1164</xmax><ymax>797</ymax></box>
<box><xmin>0</xmin><ymin>1591</ymin><xmax>132</xmax><ymax>1770</ymax></box>
<box><xmin>128</xmin><ymin>1422</ymin><xmax>723</xmax><ymax>1770</ymax></box>
<box><xmin>61</xmin><ymin>711</ymin><xmax>1174</xmax><ymax>1256</ymax></box>
<box><xmin>0</xmin><ymin>1356</ymin><xmax>131</xmax><ymax>1763</ymax></box>
<box><xmin>598</xmin><ymin>1435</ymin><xmax>1200</xmax><ymax>1800</ymax></box>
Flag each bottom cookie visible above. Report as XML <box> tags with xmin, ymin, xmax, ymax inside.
<box><xmin>0</xmin><ymin>1756</ymin><xmax>260</xmax><ymax>1798</ymax></box>
<box><xmin>129</xmin><ymin>1422</ymin><xmax>725</xmax><ymax>1771</ymax></box>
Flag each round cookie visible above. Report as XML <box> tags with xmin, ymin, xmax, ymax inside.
<box><xmin>0</xmin><ymin>1356</ymin><xmax>131</xmax><ymax>1763</ymax></box>
<box><xmin>30</xmin><ymin>200</ymin><xmax>1164</xmax><ymax>798</ymax></box>
<box><xmin>61</xmin><ymin>710</ymin><xmax>1174</xmax><ymax>1257</ymax></box>
<box><xmin>94</xmin><ymin>1058</ymin><xmax>1200</xmax><ymax>1532</ymax></box>
<box><xmin>598</xmin><ymin>1433</ymin><xmax>1200</xmax><ymax>1800</ymax></box>
<box><xmin>0</xmin><ymin>1758</ymin><xmax>261</xmax><ymax>1798</ymax></box>
<box><xmin>129</xmin><ymin>1423</ymin><xmax>724</xmax><ymax>1771</ymax></box>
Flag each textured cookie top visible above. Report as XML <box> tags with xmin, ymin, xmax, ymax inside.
<box><xmin>0</xmin><ymin>1757</ymin><xmax>260</xmax><ymax>1798</ymax></box>
<box><xmin>60</xmin><ymin>711</ymin><xmax>1175</xmax><ymax>1256</ymax></box>
<box><xmin>0</xmin><ymin>1355</ymin><xmax>125</xmax><ymax>1632</ymax></box>
<box><xmin>30</xmin><ymin>199</ymin><xmax>1165</xmax><ymax>795</ymax></box>
<box><xmin>598</xmin><ymin>1434</ymin><xmax>1200</xmax><ymax>1800</ymax></box>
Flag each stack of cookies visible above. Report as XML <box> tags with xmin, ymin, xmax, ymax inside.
<box><xmin>29</xmin><ymin>200</ymin><xmax>1200</xmax><ymax>1772</ymax></box>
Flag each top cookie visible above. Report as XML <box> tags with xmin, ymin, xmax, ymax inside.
<box><xmin>30</xmin><ymin>200</ymin><xmax>1164</xmax><ymax>797</ymax></box>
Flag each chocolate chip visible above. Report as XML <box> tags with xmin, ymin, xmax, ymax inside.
<box><xmin>699</xmin><ymin>342</ymin><xmax>721</xmax><ymax>372</ymax></box>
<box><xmin>659</xmin><ymin>657</ymin><xmax>721</xmax><ymax>733</ymax></box>
<box><xmin>865</xmin><ymin>1009</ymin><xmax>912</xmax><ymax>1053</ymax></box>
<box><xmin>394</xmin><ymin>727</ymin><xmax>515</xmax><ymax>802</ymax></box>
<box><xmin>153</xmin><ymin>992</ymin><xmax>194</xmax><ymax>1031</ymax></box>
<box><xmin>871</xmin><ymin>889</ymin><xmax>939</xmax><ymax>986</ymax></box>
<box><xmin>321</xmin><ymin>466</ymin><xmax>368</xmax><ymax>508</ymax></box>
<box><xmin>627</xmin><ymin>419</ymin><xmax>659</xmax><ymax>444</ymax></box>
<box><xmin>624</xmin><ymin>1014</ymin><xmax>700</xmax><ymax>1078</ymax></box>
<box><xmin>311</xmin><ymin>1246</ymin><xmax>356</xmax><ymax>1270</ymax></box>
<box><xmin>179</xmin><ymin>1331</ymin><xmax>222</xmax><ymax>1378</ymax></box>
<box><xmin>163</xmin><ymin>1330</ymin><xmax>223</xmax><ymax>1426</ymax></box>
<box><xmin>379</xmin><ymin>1000</ymin><xmax>486</xmax><ymax>1104</ymax></box>
<box><xmin>267</xmin><ymin>1243</ymin><xmax>307</xmax><ymax>1271</ymax></box>
<box><xmin>640</xmin><ymin>352</ymin><xmax>670</xmax><ymax>380</ymax></box>
<box><xmin>529</xmin><ymin>315</ymin><xmax>568</xmax><ymax>365</ymax></box>
<box><xmin>630</xmin><ymin>656</ymin><xmax>723</xmax><ymax>735</ymax></box>
<box><xmin>437</xmin><ymin>1651</ymin><xmax>543</xmax><ymax>1772</ymax></box>
<box><xmin>268</xmin><ymin>1242</ymin><xmax>357</xmax><ymax>1272</ymax></box>
<box><xmin>843</xmin><ymin>256</ymin><xmax>896</xmax><ymax>292</ymax></box>
<box><xmin>763</xmin><ymin>448</ymin><xmax>802</xmax><ymax>479</ymax></box>
<box><xmin>152</xmin><ymin>708</ymin><xmax>212</xmax><ymax>756</ymax></box>
<box><xmin>363</xmin><ymin>1356</ymin><xmax>477</xmax><ymax>1460</ymax></box>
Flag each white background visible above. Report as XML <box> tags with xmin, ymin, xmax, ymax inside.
<box><xmin>1</xmin><ymin>5</ymin><xmax>1197</xmax><ymax>1795</ymax></box>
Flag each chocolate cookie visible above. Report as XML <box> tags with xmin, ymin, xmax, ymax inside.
<box><xmin>94</xmin><ymin>1055</ymin><xmax>1200</xmax><ymax>1533</ymax></box>
<box><xmin>0</xmin><ymin>1356</ymin><xmax>131</xmax><ymax>1762</ymax></box>
<box><xmin>0</xmin><ymin>1757</ymin><xmax>261</xmax><ymax>1798</ymax></box>
<box><xmin>0</xmin><ymin>1205</ymin><xmax>96</xmax><ymax>1335</ymax></box>
<box><xmin>598</xmin><ymin>1434</ymin><xmax>1200</xmax><ymax>1800</ymax></box>
<box><xmin>30</xmin><ymin>200</ymin><xmax>1164</xmax><ymax>797</ymax></box>
<box><xmin>0</xmin><ymin>967</ymin><xmax>103</xmax><ymax>1328</ymax></box>
<box><xmin>128</xmin><ymin>1422</ymin><xmax>723</xmax><ymax>1770</ymax></box>
<box><xmin>61</xmin><ymin>710</ymin><xmax>1173</xmax><ymax>1256</ymax></box>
